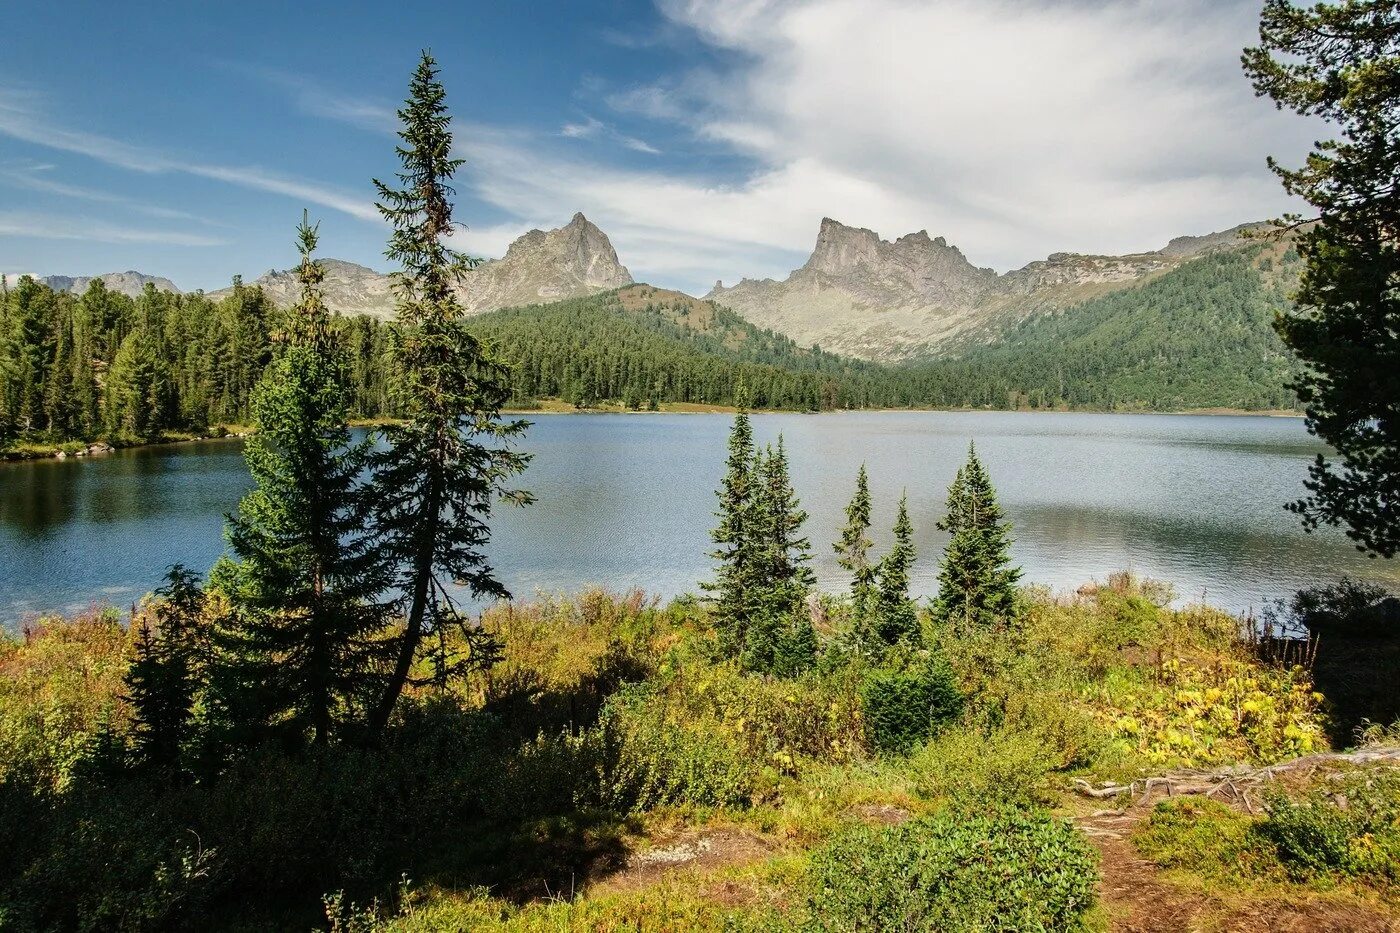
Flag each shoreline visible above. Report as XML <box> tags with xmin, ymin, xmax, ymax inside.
<box><xmin>1</xmin><ymin>404</ymin><xmax>1305</xmax><ymax>463</ymax></box>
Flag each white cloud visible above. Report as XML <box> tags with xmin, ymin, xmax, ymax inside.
<box><xmin>226</xmin><ymin>65</ymin><xmax>399</xmax><ymax>134</ymax></box>
<box><xmin>452</xmin><ymin>0</ymin><xmax>1320</xmax><ymax>292</ymax></box>
<box><xmin>560</xmin><ymin>115</ymin><xmax>661</xmax><ymax>154</ymax></box>
<box><xmin>0</xmin><ymin>88</ymin><xmax>382</xmax><ymax>224</ymax></box>
<box><xmin>5</xmin><ymin>1</ymin><xmax>1321</xmax><ymax>295</ymax></box>
<box><xmin>0</xmin><ymin>163</ymin><xmax>218</xmax><ymax>225</ymax></box>
<box><xmin>0</xmin><ymin>211</ymin><xmax>228</xmax><ymax>247</ymax></box>
<box><xmin>629</xmin><ymin>0</ymin><xmax>1316</xmax><ymax>270</ymax></box>
<box><xmin>561</xmin><ymin>117</ymin><xmax>604</xmax><ymax>139</ymax></box>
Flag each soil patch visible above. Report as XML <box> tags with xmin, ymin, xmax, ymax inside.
<box><xmin>589</xmin><ymin>828</ymin><xmax>778</xmax><ymax>896</ymax></box>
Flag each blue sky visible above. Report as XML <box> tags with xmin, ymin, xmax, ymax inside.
<box><xmin>1</xmin><ymin>0</ymin><xmax>1316</xmax><ymax>295</ymax></box>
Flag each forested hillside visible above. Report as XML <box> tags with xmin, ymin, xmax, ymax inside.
<box><xmin>471</xmin><ymin>285</ymin><xmax>903</xmax><ymax>410</ymax></box>
<box><xmin>902</xmin><ymin>247</ymin><xmax>1302</xmax><ymax>411</ymax></box>
<box><xmin>0</xmin><ymin>249</ymin><xmax>1302</xmax><ymax>454</ymax></box>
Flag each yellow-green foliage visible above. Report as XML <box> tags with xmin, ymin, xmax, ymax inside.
<box><xmin>473</xmin><ymin>588</ymin><xmax>669</xmax><ymax>705</ymax></box>
<box><xmin>599</xmin><ymin>686</ymin><xmax>762</xmax><ymax>810</ymax></box>
<box><xmin>1133</xmin><ymin>798</ymin><xmax>1259</xmax><ymax>877</ymax></box>
<box><xmin>339</xmin><ymin>860</ymin><xmax>800</xmax><ymax>932</ymax></box>
<box><xmin>0</xmin><ymin>579</ymin><xmax>1362</xmax><ymax>931</ymax></box>
<box><xmin>370</xmin><ymin>888</ymin><xmax>749</xmax><ymax>933</ymax></box>
<box><xmin>0</xmin><ymin>610</ymin><xmax>132</xmax><ymax>790</ymax></box>
<box><xmin>908</xmin><ymin>725</ymin><xmax>1070</xmax><ymax>807</ymax></box>
<box><xmin>944</xmin><ymin>575</ymin><xmax>1329</xmax><ymax>771</ymax></box>
<box><xmin>1092</xmin><ymin>657</ymin><xmax>1325</xmax><ymax>765</ymax></box>
<box><xmin>642</xmin><ymin>663</ymin><xmax>866</xmax><ymax>777</ymax></box>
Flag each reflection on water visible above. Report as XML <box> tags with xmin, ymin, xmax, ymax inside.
<box><xmin>2</xmin><ymin>412</ymin><xmax>1396</xmax><ymax>624</ymax></box>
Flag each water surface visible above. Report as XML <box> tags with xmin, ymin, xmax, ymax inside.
<box><xmin>3</xmin><ymin>412</ymin><xmax>1396</xmax><ymax>625</ymax></box>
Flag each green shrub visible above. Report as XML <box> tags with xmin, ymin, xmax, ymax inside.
<box><xmin>909</xmin><ymin>725</ymin><xmax>1064</xmax><ymax>807</ymax></box>
<box><xmin>803</xmin><ymin>806</ymin><xmax>1098</xmax><ymax>932</ymax></box>
<box><xmin>596</xmin><ymin>686</ymin><xmax>757</xmax><ymax>810</ymax></box>
<box><xmin>859</xmin><ymin>654</ymin><xmax>963</xmax><ymax>754</ymax></box>
<box><xmin>1256</xmin><ymin>769</ymin><xmax>1400</xmax><ymax>883</ymax></box>
<box><xmin>1133</xmin><ymin>798</ymin><xmax>1255</xmax><ymax>875</ymax></box>
<box><xmin>1135</xmin><ymin>770</ymin><xmax>1400</xmax><ymax>890</ymax></box>
<box><xmin>1288</xmin><ymin>578</ymin><xmax>1399</xmax><ymax>638</ymax></box>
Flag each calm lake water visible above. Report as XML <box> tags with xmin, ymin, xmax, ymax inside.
<box><xmin>2</xmin><ymin>411</ymin><xmax>1397</xmax><ymax>626</ymax></box>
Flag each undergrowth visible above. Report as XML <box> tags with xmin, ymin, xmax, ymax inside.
<box><xmin>0</xmin><ymin>575</ymin><xmax>1359</xmax><ymax>931</ymax></box>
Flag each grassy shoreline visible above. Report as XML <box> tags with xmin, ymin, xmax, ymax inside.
<box><xmin>1</xmin><ymin>579</ymin><xmax>1394</xmax><ymax>931</ymax></box>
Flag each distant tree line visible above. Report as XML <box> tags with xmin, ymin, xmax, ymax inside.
<box><xmin>0</xmin><ymin>231</ymin><xmax>1303</xmax><ymax>453</ymax></box>
<box><xmin>470</xmin><ymin>291</ymin><xmax>907</xmax><ymax>411</ymax></box>
<box><xmin>0</xmin><ymin>276</ymin><xmax>394</xmax><ymax>446</ymax></box>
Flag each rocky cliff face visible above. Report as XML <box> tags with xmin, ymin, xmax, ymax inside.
<box><xmin>212</xmin><ymin>212</ymin><xmax>631</xmax><ymax>320</ymax></box>
<box><xmin>708</xmin><ymin>219</ymin><xmax>1263</xmax><ymax>361</ymax></box>
<box><xmin>216</xmin><ymin>259</ymin><xmax>395</xmax><ymax>318</ymax></box>
<box><xmin>800</xmin><ymin>217</ymin><xmax>998</xmax><ymax>308</ymax></box>
<box><xmin>40</xmin><ymin>271</ymin><xmax>182</xmax><ymax>297</ymax></box>
<box><xmin>457</xmin><ymin>212</ymin><xmax>633</xmax><ymax>313</ymax></box>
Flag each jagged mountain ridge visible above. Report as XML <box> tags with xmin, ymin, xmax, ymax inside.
<box><xmin>32</xmin><ymin>271</ymin><xmax>182</xmax><ymax>298</ymax></box>
<box><xmin>209</xmin><ymin>212</ymin><xmax>631</xmax><ymax>319</ymax></box>
<box><xmin>707</xmin><ymin>219</ymin><xmax>1262</xmax><ymax>361</ymax></box>
<box><xmin>25</xmin><ymin>214</ymin><xmax>1270</xmax><ymax>369</ymax></box>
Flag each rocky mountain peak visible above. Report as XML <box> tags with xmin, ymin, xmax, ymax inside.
<box><xmin>201</xmin><ymin>214</ymin><xmax>632</xmax><ymax>320</ymax></box>
<box><xmin>460</xmin><ymin>213</ymin><xmax>632</xmax><ymax>313</ymax></box>
<box><xmin>795</xmin><ymin>218</ymin><xmax>997</xmax><ymax>308</ymax></box>
<box><xmin>707</xmin><ymin>217</ymin><xmax>1268</xmax><ymax>363</ymax></box>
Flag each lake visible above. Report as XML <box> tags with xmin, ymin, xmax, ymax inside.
<box><xmin>2</xmin><ymin>411</ymin><xmax>1396</xmax><ymax>626</ymax></box>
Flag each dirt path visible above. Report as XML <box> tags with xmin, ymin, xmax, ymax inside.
<box><xmin>1074</xmin><ymin>751</ymin><xmax>1400</xmax><ymax>932</ymax></box>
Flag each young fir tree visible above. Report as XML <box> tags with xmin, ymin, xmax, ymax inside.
<box><xmin>834</xmin><ymin>464</ymin><xmax>876</xmax><ymax>622</ymax></box>
<box><xmin>932</xmin><ymin>443</ymin><xmax>1022</xmax><ymax>627</ymax></box>
<box><xmin>211</xmin><ymin>213</ymin><xmax>387</xmax><ymax>746</ymax></box>
<box><xmin>365</xmin><ymin>52</ymin><xmax>531</xmax><ymax>734</ymax></box>
<box><xmin>871</xmin><ymin>491</ymin><xmax>919</xmax><ymax>647</ymax></box>
<box><xmin>747</xmin><ymin>436</ymin><xmax>817</xmax><ymax>675</ymax></box>
<box><xmin>124</xmin><ymin>565</ymin><xmax>207</xmax><ymax>772</ymax></box>
<box><xmin>704</xmin><ymin>407</ymin><xmax>761</xmax><ymax>654</ymax></box>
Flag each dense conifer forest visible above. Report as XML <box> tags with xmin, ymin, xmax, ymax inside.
<box><xmin>0</xmin><ymin>246</ymin><xmax>1301</xmax><ymax>454</ymax></box>
<box><xmin>0</xmin><ymin>276</ymin><xmax>393</xmax><ymax>449</ymax></box>
<box><xmin>914</xmin><ymin>247</ymin><xmax>1303</xmax><ymax>411</ymax></box>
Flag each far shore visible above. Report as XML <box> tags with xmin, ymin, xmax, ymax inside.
<box><xmin>1</xmin><ymin>403</ymin><xmax>1305</xmax><ymax>463</ymax></box>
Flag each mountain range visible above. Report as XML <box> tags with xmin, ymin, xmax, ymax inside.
<box><xmin>28</xmin><ymin>270</ymin><xmax>182</xmax><ymax>297</ymax></box>
<box><xmin>707</xmin><ymin>218</ymin><xmax>1262</xmax><ymax>361</ymax></box>
<box><xmin>28</xmin><ymin>212</ymin><xmax>1281</xmax><ymax>367</ymax></box>
<box><xmin>203</xmin><ymin>212</ymin><xmax>631</xmax><ymax>318</ymax></box>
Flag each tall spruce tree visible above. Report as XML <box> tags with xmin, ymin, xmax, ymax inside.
<box><xmin>211</xmin><ymin>213</ymin><xmax>387</xmax><ymax>745</ymax></box>
<box><xmin>705</xmin><ymin>408</ymin><xmax>761</xmax><ymax>653</ymax></box>
<box><xmin>756</xmin><ymin>436</ymin><xmax>815</xmax><ymax>600</ymax></box>
<box><xmin>104</xmin><ymin>326</ymin><xmax>170</xmax><ymax>443</ymax></box>
<box><xmin>365</xmin><ymin>52</ymin><xmax>531</xmax><ymax>734</ymax></box>
<box><xmin>871</xmin><ymin>491</ymin><xmax>919</xmax><ymax>647</ymax></box>
<box><xmin>932</xmin><ymin>443</ymin><xmax>1022</xmax><ymax>627</ymax></box>
<box><xmin>834</xmin><ymin>464</ymin><xmax>876</xmax><ymax>621</ymax></box>
<box><xmin>1243</xmin><ymin>1</ymin><xmax>1400</xmax><ymax>558</ymax></box>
